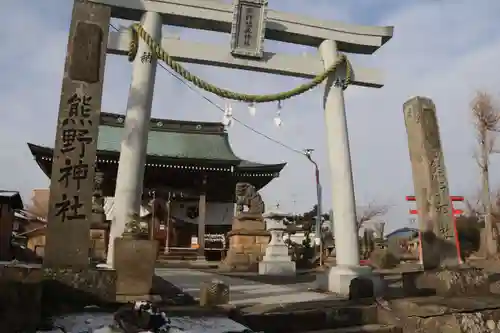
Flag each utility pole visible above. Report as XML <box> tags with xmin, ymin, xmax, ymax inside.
<box><xmin>304</xmin><ymin>148</ymin><xmax>323</xmax><ymax>265</ymax></box>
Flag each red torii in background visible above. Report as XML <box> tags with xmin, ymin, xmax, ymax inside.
<box><xmin>406</xmin><ymin>195</ymin><xmax>464</xmax><ymax>264</ymax></box>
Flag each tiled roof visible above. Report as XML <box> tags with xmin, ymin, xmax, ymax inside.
<box><xmin>27</xmin><ymin>113</ymin><xmax>286</xmax><ymax>176</ymax></box>
<box><xmin>97</xmin><ymin>125</ymin><xmax>240</xmax><ymax>161</ymax></box>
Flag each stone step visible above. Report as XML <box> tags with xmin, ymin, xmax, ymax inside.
<box><xmin>300</xmin><ymin>324</ymin><xmax>401</xmax><ymax>333</ymax></box>
<box><xmin>156</xmin><ymin>256</ymin><xmax>196</xmax><ymax>263</ymax></box>
<box><xmin>157</xmin><ymin>250</ymin><xmax>199</xmax><ymax>261</ymax></box>
<box><xmin>157</xmin><ymin>254</ymin><xmax>198</xmax><ymax>259</ymax></box>
<box><xmin>236</xmin><ymin>303</ymin><xmax>380</xmax><ymax>332</ymax></box>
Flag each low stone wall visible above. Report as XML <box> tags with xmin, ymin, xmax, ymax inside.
<box><xmin>377</xmin><ymin>296</ymin><xmax>500</xmax><ymax>333</ymax></box>
<box><xmin>43</xmin><ymin>267</ymin><xmax>117</xmax><ymax>312</ymax></box>
<box><xmin>402</xmin><ymin>267</ymin><xmax>490</xmax><ymax>297</ymax></box>
<box><xmin>0</xmin><ymin>263</ymin><xmax>117</xmax><ymax>331</ymax></box>
<box><xmin>0</xmin><ymin>263</ymin><xmax>43</xmax><ymax>332</ymax></box>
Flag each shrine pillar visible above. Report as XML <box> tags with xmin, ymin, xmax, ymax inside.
<box><xmin>197</xmin><ymin>193</ymin><xmax>207</xmax><ymax>261</ymax></box>
<box><xmin>318</xmin><ymin>40</ymin><xmax>381</xmax><ymax>296</ymax></box>
<box><xmin>107</xmin><ymin>11</ymin><xmax>162</xmax><ymax>266</ymax></box>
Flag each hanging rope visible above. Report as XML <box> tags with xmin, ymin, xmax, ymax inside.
<box><xmin>127</xmin><ymin>23</ymin><xmax>352</xmax><ymax>104</ymax></box>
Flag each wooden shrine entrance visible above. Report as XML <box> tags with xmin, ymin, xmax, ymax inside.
<box><xmin>145</xmin><ymin>188</ymin><xmax>230</xmax><ymax>261</ymax></box>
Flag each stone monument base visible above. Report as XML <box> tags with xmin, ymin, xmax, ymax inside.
<box><xmin>377</xmin><ymin>295</ymin><xmax>500</xmax><ymax>333</ymax></box>
<box><xmin>259</xmin><ymin>261</ymin><xmax>296</xmax><ymax>275</ymax></box>
<box><xmin>113</xmin><ymin>238</ymin><xmax>158</xmax><ymax>297</ymax></box>
<box><xmin>219</xmin><ymin>216</ymin><xmax>269</xmax><ymax>272</ymax></box>
<box><xmin>43</xmin><ymin>266</ymin><xmax>117</xmax><ymax>304</ymax></box>
<box><xmin>402</xmin><ymin>266</ymin><xmax>489</xmax><ymax>297</ymax></box>
<box><xmin>316</xmin><ymin>265</ymin><xmax>384</xmax><ymax>299</ymax></box>
<box><xmin>1</xmin><ymin>263</ymin><xmax>118</xmax><ymax>331</ymax></box>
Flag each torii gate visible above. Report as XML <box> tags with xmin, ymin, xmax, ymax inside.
<box><xmin>406</xmin><ymin>195</ymin><xmax>464</xmax><ymax>264</ymax></box>
<box><xmin>47</xmin><ymin>0</ymin><xmax>393</xmax><ymax>296</ymax></box>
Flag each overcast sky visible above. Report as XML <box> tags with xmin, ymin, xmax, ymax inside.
<box><xmin>1</xmin><ymin>0</ymin><xmax>500</xmax><ymax>232</ymax></box>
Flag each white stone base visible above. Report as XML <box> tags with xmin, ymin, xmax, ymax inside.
<box><xmin>316</xmin><ymin>265</ymin><xmax>384</xmax><ymax>297</ymax></box>
<box><xmin>259</xmin><ymin>261</ymin><xmax>296</xmax><ymax>275</ymax></box>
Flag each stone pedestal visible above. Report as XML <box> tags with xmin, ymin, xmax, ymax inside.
<box><xmin>219</xmin><ymin>215</ymin><xmax>269</xmax><ymax>272</ymax></box>
<box><xmin>113</xmin><ymin>238</ymin><xmax>158</xmax><ymax>297</ymax></box>
<box><xmin>316</xmin><ymin>265</ymin><xmax>384</xmax><ymax>299</ymax></box>
<box><xmin>259</xmin><ymin>219</ymin><xmax>295</xmax><ymax>275</ymax></box>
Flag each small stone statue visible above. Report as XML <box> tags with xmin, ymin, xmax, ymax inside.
<box><xmin>235</xmin><ymin>182</ymin><xmax>265</xmax><ymax>217</ymax></box>
<box><xmin>122</xmin><ymin>213</ymin><xmax>148</xmax><ymax>239</ymax></box>
<box><xmin>92</xmin><ymin>171</ymin><xmax>106</xmax><ymax>224</ymax></box>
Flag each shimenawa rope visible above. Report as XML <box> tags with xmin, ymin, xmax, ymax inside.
<box><xmin>127</xmin><ymin>23</ymin><xmax>352</xmax><ymax>104</ymax></box>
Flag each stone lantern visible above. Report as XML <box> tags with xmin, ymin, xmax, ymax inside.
<box><xmin>258</xmin><ymin>210</ymin><xmax>296</xmax><ymax>275</ymax></box>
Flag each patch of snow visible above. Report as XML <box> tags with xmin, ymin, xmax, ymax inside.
<box><xmin>169</xmin><ymin>316</ymin><xmax>253</xmax><ymax>333</ymax></box>
<box><xmin>0</xmin><ymin>261</ymin><xmax>41</xmax><ymax>268</ymax></box>
<box><xmin>35</xmin><ymin>312</ymin><xmax>253</xmax><ymax>333</ymax></box>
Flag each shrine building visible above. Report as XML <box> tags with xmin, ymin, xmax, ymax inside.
<box><xmin>28</xmin><ymin>112</ymin><xmax>285</xmax><ymax>260</ymax></box>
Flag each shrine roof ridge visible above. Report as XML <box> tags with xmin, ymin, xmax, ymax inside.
<box><xmin>101</xmin><ymin>112</ymin><xmax>226</xmax><ymax>134</ymax></box>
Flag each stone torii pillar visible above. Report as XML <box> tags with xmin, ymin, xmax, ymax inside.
<box><xmin>320</xmin><ymin>40</ymin><xmax>361</xmax><ymax>271</ymax></box>
<box><xmin>318</xmin><ymin>40</ymin><xmax>382</xmax><ymax>295</ymax></box>
<box><xmin>106</xmin><ymin>12</ymin><xmax>162</xmax><ymax>266</ymax></box>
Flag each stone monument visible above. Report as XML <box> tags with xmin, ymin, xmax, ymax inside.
<box><xmin>37</xmin><ymin>0</ymin><xmax>118</xmax><ymax>308</ymax></box>
<box><xmin>259</xmin><ymin>210</ymin><xmax>296</xmax><ymax>276</ymax></box>
<box><xmin>43</xmin><ymin>0</ymin><xmax>110</xmax><ymax>269</ymax></box>
<box><xmin>403</xmin><ymin>96</ymin><xmax>460</xmax><ymax>269</ymax></box>
<box><xmin>399</xmin><ymin>97</ymin><xmax>493</xmax><ymax>300</ymax></box>
<box><xmin>220</xmin><ymin>183</ymin><xmax>270</xmax><ymax>272</ymax></box>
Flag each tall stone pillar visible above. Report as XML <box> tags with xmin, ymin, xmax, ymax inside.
<box><xmin>318</xmin><ymin>40</ymin><xmax>381</xmax><ymax>296</ymax></box>
<box><xmin>44</xmin><ymin>1</ymin><xmax>110</xmax><ymax>268</ymax></box>
<box><xmin>403</xmin><ymin>96</ymin><xmax>460</xmax><ymax>269</ymax></box>
<box><xmin>107</xmin><ymin>11</ymin><xmax>162</xmax><ymax>266</ymax></box>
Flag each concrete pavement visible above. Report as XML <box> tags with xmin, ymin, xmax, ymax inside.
<box><xmin>155</xmin><ymin>268</ymin><xmax>338</xmax><ymax>306</ymax></box>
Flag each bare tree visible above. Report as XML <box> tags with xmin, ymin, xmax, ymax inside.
<box><xmin>471</xmin><ymin>91</ymin><xmax>500</xmax><ymax>256</ymax></box>
<box><xmin>357</xmin><ymin>203</ymin><xmax>389</xmax><ymax>231</ymax></box>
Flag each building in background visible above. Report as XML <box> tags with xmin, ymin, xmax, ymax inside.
<box><xmin>0</xmin><ymin>191</ymin><xmax>23</xmax><ymax>260</ymax></box>
<box><xmin>27</xmin><ymin>112</ymin><xmax>285</xmax><ymax>260</ymax></box>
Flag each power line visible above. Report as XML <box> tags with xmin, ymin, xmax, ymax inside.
<box><xmin>109</xmin><ymin>23</ymin><xmax>304</xmax><ymax>155</ymax></box>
